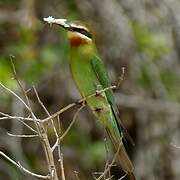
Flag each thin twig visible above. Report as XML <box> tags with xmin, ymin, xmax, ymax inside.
<box><xmin>0</xmin><ymin>112</ymin><xmax>39</xmax><ymax>121</ymax></box>
<box><xmin>171</xmin><ymin>143</ymin><xmax>180</xmax><ymax>149</ymax></box>
<box><xmin>52</xmin><ymin>105</ymin><xmax>85</xmax><ymax>151</ymax></box>
<box><xmin>118</xmin><ymin>173</ymin><xmax>127</xmax><ymax>180</ymax></box>
<box><xmin>58</xmin><ymin>152</ymin><xmax>65</xmax><ymax>180</ymax></box>
<box><xmin>0</xmin><ymin>82</ymin><xmax>29</xmax><ymax>110</ymax></box>
<box><xmin>104</xmin><ymin>136</ymin><xmax>111</xmax><ymax>179</ymax></box>
<box><xmin>96</xmin><ymin>141</ymin><xmax>122</xmax><ymax>180</ymax></box>
<box><xmin>7</xmin><ymin>132</ymin><xmax>38</xmax><ymax>138</ymax></box>
<box><xmin>33</xmin><ymin>86</ymin><xmax>58</xmax><ymax>138</ymax></box>
<box><xmin>10</xmin><ymin>59</ymin><xmax>59</xmax><ymax>180</ymax></box>
<box><xmin>16</xmin><ymin>119</ymin><xmax>38</xmax><ymax>133</ymax></box>
<box><xmin>60</xmin><ymin>105</ymin><xmax>85</xmax><ymax>140</ymax></box>
<box><xmin>0</xmin><ymin>151</ymin><xmax>50</xmax><ymax>179</ymax></box>
<box><xmin>117</xmin><ymin>67</ymin><xmax>125</xmax><ymax>88</ymax></box>
<box><xmin>43</xmin><ymin>85</ymin><xmax>116</xmax><ymax>123</ymax></box>
<box><xmin>74</xmin><ymin>171</ymin><xmax>80</xmax><ymax>180</ymax></box>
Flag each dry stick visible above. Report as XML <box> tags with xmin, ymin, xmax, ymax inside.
<box><xmin>0</xmin><ymin>115</ymin><xmax>35</xmax><ymax>121</ymax></box>
<box><xmin>0</xmin><ymin>111</ymin><xmax>38</xmax><ymax>133</ymax></box>
<box><xmin>0</xmin><ymin>112</ymin><xmax>38</xmax><ymax>121</ymax></box>
<box><xmin>33</xmin><ymin>84</ymin><xmax>64</xmax><ymax>180</ymax></box>
<box><xmin>58</xmin><ymin>152</ymin><xmax>65</xmax><ymax>180</ymax></box>
<box><xmin>117</xmin><ymin>67</ymin><xmax>125</xmax><ymax>88</ymax></box>
<box><xmin>118</xmin><ymin>174</ymin><xmax>127</xmax><ymax>180</ymax></box>
<box><xmin>171</xmin><ymin>143</ymin><xmax>180</xmax><ymax>149</ymax></box>
<box><xmin>0</xmin><ymin>84</ymin><xmax>114</xmax><ymax>123</ymax></box>
<box><xmin>0</xmin><ymin>82</ymin><xmax>29</xmax><ymax>110</ymax></box>
<box><xmin>33</xmin><ymin>86</ymin><xmax>58</xmax><ymax>139</ymax></box>
<box><xmin>60</xmin><ymin>105</ymin><xmax>85</xmax><ymax>140</ymax></box>
<box><xmin>0</xmin><ymin>151</ymin><xmax>50</xmax><ymax>179</ymax></box>
<box><xmin>58</xmin><ymin>105</ymin><xmax>85</xmax><ymax>180</ymax></box>
<box><xmin>0</xmin><ymin>82</ymin><xmax>116</xmax><ymax>180</ymax></box>
<box><xmin>43</xmin><ymin>85</ymin><xmax>116</xmax><ymax>123</ymax></box>
<box><xmin>56</xmin><ymin>115</ymin><xmax>66</xmax><ymax>180</ymax></box>
<box><xmin>56</xmin><ymin>115</ymin><xmax>65</xmax><ymax>179</ymax></box>
<box><xmin>0</xmin><ymin>84</ymin><xmax>117</xmax><ymax>124</ymax></box>
<box><xmin>10</xmin><ymin>59</ymin><xmax>58</xmax><ymax>180</ymax></box>
<box><xmin>16</xmin><ymin>119</ymin><xmax>38</xmax><ymax>133</ymax></box>
<box><xmin>0</xmin><ymin>67</ymin><xmax>125</xmax><ymax>124</ymax></box>
<box><xmin>104</xmin><ymin>136</ymin><xmax>111</xmax><ymax>179</ymax></box>
<box><xmin>43</xmin><ymin>67</ymin><xmax>126</xmax><ymax>123</ymax></box>
<box><xmin>74</xmin><ymin>171</ymin><xmax>80</xmax><ymax>180</ymax></box>
<box><xmin>96</xmin><ymin>141</ymin><xmax>122</xmax><ymax>180</ymax></box>
<box><xmin>33</xmin><ymin>85</ymin><xmax>65</xmax><ymax>179</ymax></box>
<box><xmin>7</xmin><ymin>132</ymin><xmax>39</xmax><ymax>138</ymax></box>
<box><xmin>0</xmin><ymin>63</ymin><xmax>125</xmax><ymax>179</ymax></box>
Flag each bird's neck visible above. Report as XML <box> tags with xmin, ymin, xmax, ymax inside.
<box><xmin>67</xmin><ymin>31</ymin><xmax>92</xmax><ymax>48</ymax></box>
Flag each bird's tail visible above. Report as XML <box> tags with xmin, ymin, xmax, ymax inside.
<box><xmin>128</xmin><ymin>172</ymin><xmax>136</xmax><ymax>180</ymax></box>
<box><xmin>106</xmin><ymin>129</ymin><xmax>136</xmax><ymax>180</ymax></box>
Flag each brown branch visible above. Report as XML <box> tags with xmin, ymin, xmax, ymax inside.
<box><xmin>74</xmin><ymin>171</ymin><xmax>80</xmax><ymax>180</ymax></box>
<box><xmin>0</xmin><ymin>151</ymin><xmax>50</xmax><ymax>179</ymax></box>
<box><xmin>7</xmin><ymin>132</ymin><xmax>38</xmax><ymax>138</ymax></box>
<box><xmin>96</xmin><ymin>140</ymin><xmax>122</xmax><ymax>180</ymax></box>
<box><xmin>43</xmin><ymin>85</ymin><xmax>116</xmax><ymax>123</ymax></box>
<box><xmin>60</xmin><ymin>105</ymin><xmax>85</xmax><ymax>141</ymax></box>
<box><xmin>10</xmin><ymin>59</ymin><xmax>59</xmax><ymax>180</ymax></box>
<box><xmin>58</xmin><ymin>152</ymin><xmax>66</xmax><ymax>180</ymax></box>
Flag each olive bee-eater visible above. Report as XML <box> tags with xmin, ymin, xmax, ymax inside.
<box><xmin>44</xmin><ymin>16</ymin><xmax>136</xmax><ymax>180</ymax></box>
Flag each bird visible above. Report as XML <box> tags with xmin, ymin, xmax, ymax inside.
<box><xmin>44</xmin><ymin>16</ymin><xmax>136</xmax><ymax>180</ymax></box>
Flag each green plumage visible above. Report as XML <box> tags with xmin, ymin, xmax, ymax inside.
<box><xmin>44</xmin><ymin>16</ymin><xmax>136</xmax><ymax>179</ymax></box>
<box><xmin>70</xmin><ymin>42</ymin><xmax>134</xmax><ymax>176</ymax></box>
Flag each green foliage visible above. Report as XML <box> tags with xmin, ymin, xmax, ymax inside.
<box><xmin>160</xmin><ymin>70</ymin><xmax>180</xmax><ymax>100</ymax></box>
<box><xmin>0</xmin><ymin>57</ymin><xmax>13</xmax><ymax>87</ymax></box>
<box><xmin>7</xmin><ymin>162</ymin><xmax>20</xmax><ymax>180</ymax></box>
<box><xmin>132</xmin><ymin>22</ymin><xmax>170</xmax><ymax>60</ymax></box>
<box><xmin>85</xmin><ymin>142</ymin><xmax>106</xmax><ymax>163</ymax></box>
<box><xmin>65</xmin><ymin>129</ymin><xmax>106</xmax><ymax>168</ymax></box>
<box><xmin>132</xmin><ymin>22</ymin><xmax>179</xmax><ymax>99</ymax></box>
<box><xmin>137</xmin><ymin>64</ymin><xmax>152</xmax><ymax>89</ymax></box>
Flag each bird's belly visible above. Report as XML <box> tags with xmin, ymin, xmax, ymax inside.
<box><xmin>71</xmin><ymin>64</ymin><xmax>111</xmax><ymax>120</ymax></box>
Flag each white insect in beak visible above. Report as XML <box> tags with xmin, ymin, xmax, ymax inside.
<box><xmin>43</xmin><ymin>16</ymin><xmax>69</xmax><ymax>28</ymax></box>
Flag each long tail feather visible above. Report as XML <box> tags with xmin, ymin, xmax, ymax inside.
<box><xmin>106</xmin><ymin>129</ymin><xmax>136</xmax><ymax>179</ymax></box>
<box><xmin>128</xmin><ymin>172</ymin><xmax>136</xmax><ymax>180</ymax></box>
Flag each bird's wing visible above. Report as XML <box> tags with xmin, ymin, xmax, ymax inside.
<box><xmin>91</xmin><ymin>56</ymin><xmax>134</xmax><ymax>145</ymax></box>
<box><xmin>90</xmin><ymin>56</ymin><xmax>115</xmax><ymax>104</ymax></box>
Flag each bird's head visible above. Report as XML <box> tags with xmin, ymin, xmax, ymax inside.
<box><xmin>44</xmin><ymin>16</ymin><xmax>93</xmax><ymax>47</ymax></box>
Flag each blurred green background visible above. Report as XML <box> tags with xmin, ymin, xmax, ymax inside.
<box><xmin>0</xmin><ymin>0</ymin><xmax>180</xmax><ymax>179</ymax></box>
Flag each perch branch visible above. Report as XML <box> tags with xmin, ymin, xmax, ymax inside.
<box><xmin>0</xmin><ymin>151</ymin><xmax>50</xmax><ymax>179</ymax></box>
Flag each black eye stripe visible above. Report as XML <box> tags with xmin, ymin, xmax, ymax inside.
<box><xmin>70</xmin><ymin>27</ymin><xmax>92</xmax><ymax>39</ymax></box>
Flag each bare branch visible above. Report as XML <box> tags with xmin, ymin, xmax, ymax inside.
<box><xmin>171</xmin><ymin>143</ymin><xmax>180</xmax><ymax>149</ymax></box>
<box><xmin>74</xmin><ymin>171</ymin><xmax>80</xmax><ymax>180</ymax></box>
<box><xmin>117</xmin><ymin>67</ymin><xmax>125</xmax><ymax>88</ymax></box>
<box><xmin>33</xmin><ymin>86</ymin><xmax>58</xmax><ymax>138</ymax></box>
<box><xmin>0</xmin><ymin>112</ymin><xmax>39</xmax><ymax>122</ymax></box>
<box><xmin>96</xmin><ymin>140</ymin><xmax>122</xmax><ymax>180</ymax></box>
<box><xmin>118</xmin><ymin>173</ymin><xmax>127</xmax><ymax>180</ymax></box>
<box><xmin>58</xmin><ymin>152</ymin><xmax>66</xmax><ymax>180</ymax></box>
<box><xmin>0</xmin><ymin>82</ymin><xmax>29</xmax><ymax>110</ymax></box>
<box><xmin>52</xmin><ymin>104</ymin><xmax>85</xmax><ymax>151</ymax></box>
<box><xmin>0</xmin><ymin>151</ymin><xmax>50</xmax><ymax>179</ymax></box>
<box><xmin>16</xmin><ymin>119</ymin><xmax>38</xmax><ymax>133</ymax></box>
<box><xmin>43</xmin><ymin>85</ymin><xmax>116</xmax><ymax>123</ymax></box>
<box><xmin>10</xmin><ymin>59</ymin><xmax>59</xmax><ymax>180</ymax></box>
<box><xmin>7</xmin><ymin>132</ymin><xmax>38</xmax><ymax>138</ymax></box>
<box><xmin>60</xmin><ymin>105</ymin><xmax>85</xmax><ymax>141</ymax></box>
